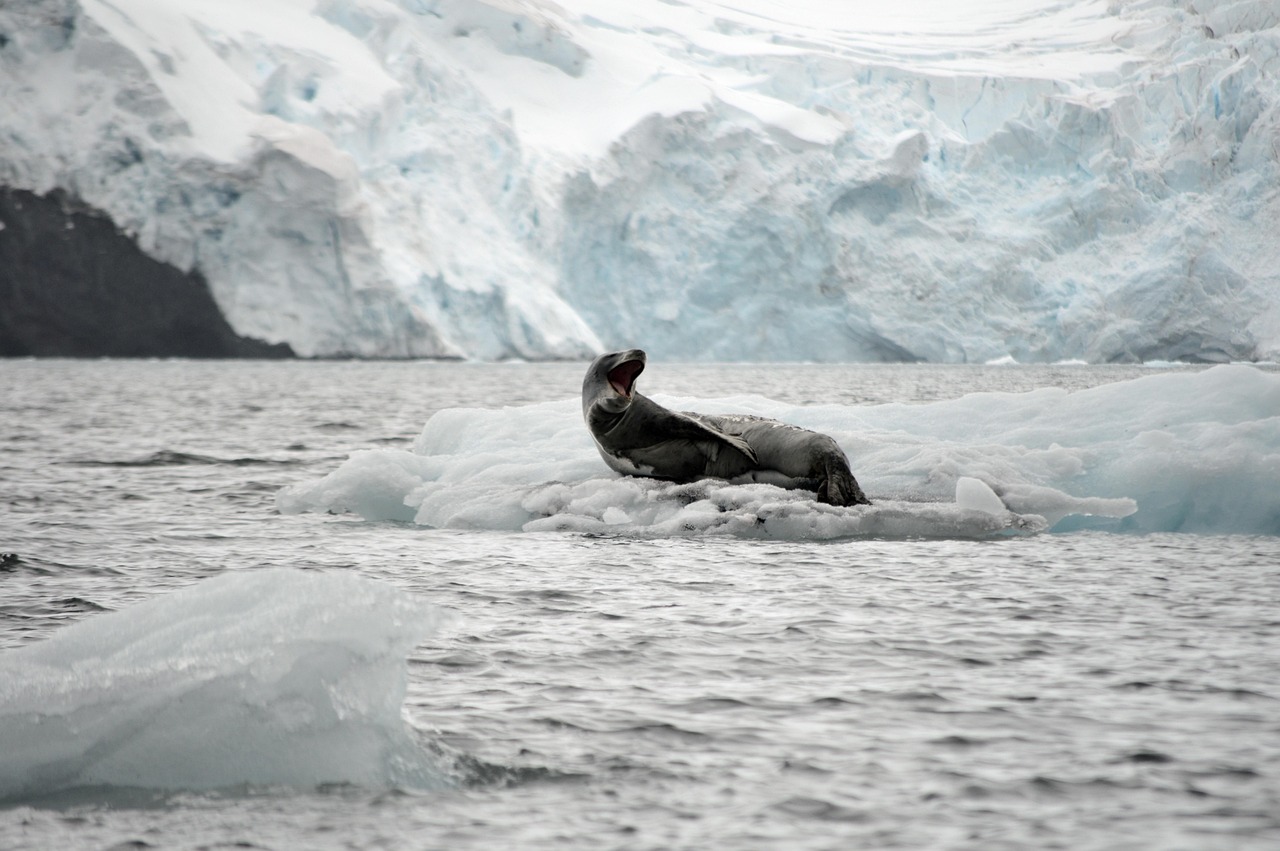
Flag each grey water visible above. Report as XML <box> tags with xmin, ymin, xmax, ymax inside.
<box><xmin>2</xmin><ymin>359</ymin><xmax>1279</xmax><ymax>850</ymax></box>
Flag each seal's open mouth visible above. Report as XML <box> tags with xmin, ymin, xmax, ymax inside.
<box><xmin>608</xmin><ymin>359</ymin><xmax>644</xmax><ymax>398</ymax></box>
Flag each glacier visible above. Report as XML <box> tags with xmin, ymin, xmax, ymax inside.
<box><xmin>1</xmin><ymin>0</ymin><xmax>1277</xmax><ymax>361</ymax></box>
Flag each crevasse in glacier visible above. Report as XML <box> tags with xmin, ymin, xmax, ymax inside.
<box><xmin>1</xmin><ymin>0</ymin><xmax>1276</xmax><ymax>361</ymax></box>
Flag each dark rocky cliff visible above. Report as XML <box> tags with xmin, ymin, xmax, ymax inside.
<box><xmin>0</xmin><ymin>187</ymin><xmax>293</xmax><ymax>358</ymax></box>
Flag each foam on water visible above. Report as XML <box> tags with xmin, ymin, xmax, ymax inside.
<box><xmin>277</xmin><ymin>365</ymin><xmax>1280</xmax><ymax>537</ymax></box>
<box><xmin>0</xmin><ymin>568</ymin><xmax>452</xmax><ymax>801</ymax></box>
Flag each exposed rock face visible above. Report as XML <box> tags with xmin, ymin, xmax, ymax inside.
<box><xmin>0</xmin><ymin>188</ymin><xmax>292</xmax><ymax>358</ymax></box>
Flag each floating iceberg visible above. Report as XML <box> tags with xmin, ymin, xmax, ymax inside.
<box><xmin>278</xmin><ymin>365</ymin><xmax>1280</xmax><ymax>537</ymax></box>
<box><xmin>0</xmin><ymin>568</ymin><xmax>451</xmax><ymax>801</ymax></box>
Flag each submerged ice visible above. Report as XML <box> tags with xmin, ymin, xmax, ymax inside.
<box><xmin>1</xmin><ymin>0</ymin><xmax>1278</xmax><ymax>361</ymax></box>
<box><xmin>0</xmin><ymin>568</ymin><xmax>451</xmax><ymax>801</ymax></box>
<box><xmin>278</xmin><ymin>365</ymin><xmax>1280</xmax><ymax>537</ymax></box>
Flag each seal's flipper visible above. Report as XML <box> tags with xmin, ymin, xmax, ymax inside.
<box><xmin>818</xmin><ymin>455</ymin><xmax>871</xmax><ymax>506</ymax></box>
<box><xmin>711</xmin><ymin>430</ymin><xmax>758</xmax><ymax>465</ymax></box>
<box><xmin>677</xmin><ymin>412</ymin><xmax>759</xmax><ymax>465</ymax></box>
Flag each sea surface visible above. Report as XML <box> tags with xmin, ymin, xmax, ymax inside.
<box><xmin>2</xmin><ymin>359</ymin><xmax>1278</xmax><ymax>850</ymax></box>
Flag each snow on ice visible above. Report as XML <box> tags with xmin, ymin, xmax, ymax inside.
<box><xmin>277</xmin><ymin>365</ymin><xmax>1280</xmax><ymax>537</ymax></box>
<box><xmin>0</xmin><ymin>569</ymin><xmax>452</xmax><ymax>800</ymax></box>
<box><xmin>1</xmin><ymin>0</ymin><xmax>1277</xmax><ymax>362</ymax></box>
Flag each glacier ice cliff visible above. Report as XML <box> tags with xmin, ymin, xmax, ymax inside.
<box><xmin>1</xmin><ymin>0</ymin><xmax>1277</xmax><ymax>362</ymax></box>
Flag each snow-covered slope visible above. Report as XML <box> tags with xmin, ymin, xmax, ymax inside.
<box><xmin>2</xmin><ymin>0</ymin><xmax>1277</xmax><ymax>361</ymax></box>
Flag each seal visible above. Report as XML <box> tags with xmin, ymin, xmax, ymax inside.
<box><xmin>582</xmin><ymin>349</ymin><xmax>871</xmax><ymax>506</ymax></box>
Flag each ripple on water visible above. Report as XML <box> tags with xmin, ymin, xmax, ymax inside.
<box><xmin>1</xmin><ymin>362</ymin><xmax>1278</xmax><ymax>851</ymax></box>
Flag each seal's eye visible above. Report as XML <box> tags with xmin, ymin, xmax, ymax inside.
<box><xmin>607</xmin><ymin>359</ymin><xmax>644</xmax><ymax>398</ymax></box>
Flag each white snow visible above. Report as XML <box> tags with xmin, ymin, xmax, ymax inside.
<box><xmin>277</xmin><ymin>364</ymin><xmax>1280</xmax><ymax>537</ymax></box>
<box><xmin>0</xmin><ymin>568</ymin><xmax>452</xmax><ymax>800</ymax></box>
<box><xmin>1</xmin><ymin>0</ymin><xmax>1278</xmax><ymax>361</ymax></box>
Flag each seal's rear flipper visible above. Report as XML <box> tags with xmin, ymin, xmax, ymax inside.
<box><xmin>818</xmin><ymin>457</ymin><xmax>871</xmax><ymax>506</ymax></box>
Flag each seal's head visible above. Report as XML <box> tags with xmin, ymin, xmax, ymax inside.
<box><xmin>582</xmin><ymin>348</ymin><xmax>646</xmax><ymax>420</ymax></box>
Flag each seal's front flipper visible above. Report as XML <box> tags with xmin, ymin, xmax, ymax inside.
<box><xmin>714</xmin><ymin>431</ymin><xmax>758</xmax><ymax>465</ymax></box>
<box><xmin>668</xmin><ymin>412</ymin><xmax>759</xmax><ymax>466</ymax></box>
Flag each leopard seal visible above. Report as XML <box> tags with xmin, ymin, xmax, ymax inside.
<box><xmin>582</xmin><ymin>349</ymin><xmax>870</xmax><ymax>506</ymax></box>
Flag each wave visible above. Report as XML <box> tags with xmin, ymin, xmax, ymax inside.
<box><xmin>69</xmin><ymin>450</ymin><xmax>304</xmax><ymax>468</ymax></box>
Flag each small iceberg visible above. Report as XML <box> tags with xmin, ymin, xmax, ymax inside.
<box><xmin>0</xmin><ymin>568</ymin><xmax>452</xmax><ymax>801</ymax></box>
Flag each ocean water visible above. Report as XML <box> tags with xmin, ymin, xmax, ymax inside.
<box><xmin>2</xmin><ymin>359</ymin><xmax>1278</xmax><ymax>850</ymax></box>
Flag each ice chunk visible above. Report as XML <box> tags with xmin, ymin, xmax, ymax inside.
<box><xmin>0</xmin><ymin>568</ymin><xmax>452</xmax><ymax>800</ymax></box>
<box><xmin>955</xmin><ymin>477</ymin><xmax>1006</xmax><ymax>515</ymax></box>
<box><xmin>280</xmin><ymin>365</ymin><xmax>1280</xmax><ymax>536</ymax></box>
